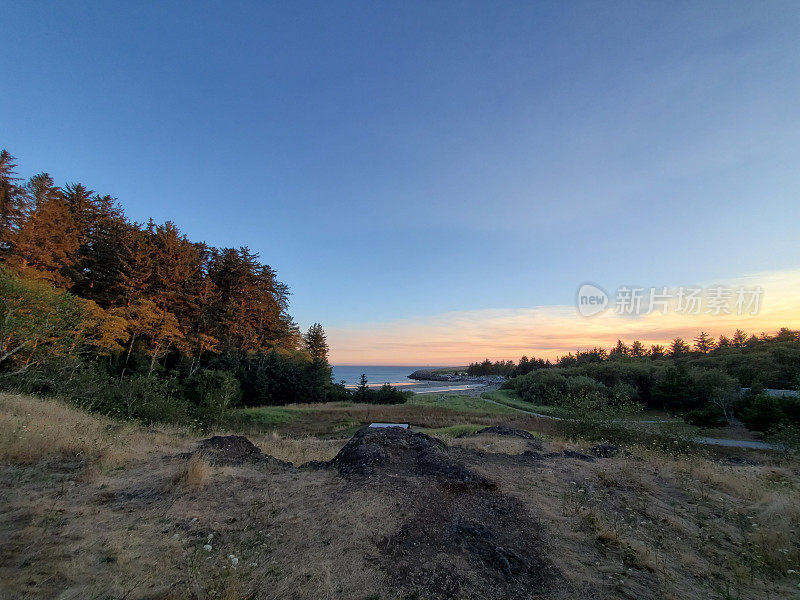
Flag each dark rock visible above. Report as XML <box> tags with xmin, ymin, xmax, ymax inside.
<box><xmin>589</xmin><ymin>443</ymin><xmax>621</xmax><ymax>458</ymax></box>
<box><xmin>329</xmin><ymin>426</ymin><xmax>495</xmax><ymax>490</ymax></box>
<box><xmin>721</xmin><ymin>454</ymin><xmax>758</xmax><ymax>466</ymax></box>
<box><xmin>562</xmin><ymin>449</ymin><xmax>595</xmax><ymax>462</ymax></box>
<box><xmin>517</xmin><ymin>450</ymin><xmax>543</xmax><ymax>460</ymax></box>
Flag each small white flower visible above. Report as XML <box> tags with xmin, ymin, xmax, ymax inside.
<box><xmin>173</xmin><ymin>533</ymin><xmax>180</xmax><ymax>539</ymax></box>
<box><xmin>203</xmin><ymin>544</ymin><xmax>212</xmax><ymax>552</ymax></box>
<box><xmin>229</xmin><ymin>555</ymin><xmax>239</xmax><ymax>567</ymax></box>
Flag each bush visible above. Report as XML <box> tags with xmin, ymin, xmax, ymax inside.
<box><xmin>651</xmin><ymin>365</ymin><xmax>695</xmax><ymax>411</ymax></box>
<box><xmin>741</xmin><ymin>392</ymin><xmax>800</xmax><ymax>431</ymax></box>
<box><xmin>740</xmin><ymin>393</ymin><xmax>785</xmax><ymax>431</ymax></box>
<box><xmin>351</xmin><ymin>375</ymin><xmax>410</xmax><ymax>404</ymax></box>
<box><xmin>185</xmin><ymin>369</ymin><xmax>242</xmax><ymax>425</ymax></box>
<box><xmin>553</xmin><ymin>394</ymin><xmax>695</xmax><ymax>454</ymax></box>
<box><xmin>371</xmin><ymin>383</ymin><xmax>412</xmax><ymax>405</ymax></box>
<box><xmin>684</xmin><ymin>404</ymin><xmax>727</xmax><ymax>428</ymax></box>
<box><xmin>232</xmin><ymin>352</ymin><xmax>335</xmax><ymax>406</ymax></box>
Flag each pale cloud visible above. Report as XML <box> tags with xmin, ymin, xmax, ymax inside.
<box><xmin>328</xmin><ymin>269</ymin><xmax>800</xmax><ymax>365</ymax></box>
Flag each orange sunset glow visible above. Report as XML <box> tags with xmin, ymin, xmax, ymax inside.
<box><xmin>329</xmin><ymin>269</ymin><xmax>800</xmax><ymax>365</ymax></box>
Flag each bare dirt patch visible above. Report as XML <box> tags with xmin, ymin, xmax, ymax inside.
<box><xmin>325</xmin><ymin>427</ymin><xmax>564</xmax><ymax>598</ymax></box>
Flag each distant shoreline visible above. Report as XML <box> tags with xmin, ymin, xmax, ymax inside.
<box><xmin>407</xmin><ymin>368</ymin><xmax>507</xmax><ymax>385</ymax></box>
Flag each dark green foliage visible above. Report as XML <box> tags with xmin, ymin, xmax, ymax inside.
<box><xmin>740</xmin><ymin>393</ymin><xmax>800</xmax><ymax>432</ymax></box>
<box><xmin>353</xmin><ymin>373</ymin><xmax>370</xmax><ymax>403</ymax></box>
<box><xmin>466</xmin><ymin>359</ymin><xmax>516</xmax><ymax>377</ymax></box>
<box><xmin>513</xmin><ymin>355</ymin><xmax>551</xmax><ymax>376</ymax></box>
<box><xmin>209</xmin><ymin>351</ymin><xmax>343</xmax><ymax>407</ymax></box>
<box><xmin>351</xmin><ymin>374</ymin><xmax>410</xmax><ymax>404</ymax></box>
<box><xmin>552</xmin><ymin>395</ymin><xmax>695</xmax><ymax>454</ymax></box>
<box><xmin>504</xmin><ymin>369</ymin><xmax>607</xmax><ymax>406</ymax></box>
<box><xmin>185</xmin><ymin>369</ymin><xmax>242</xmax><ymax>424</ymax></box>
<box><xmin>372</xmin><ymin>383</ymin><xmax>412</xmax><ymax>405</ymax></box>
<box><xmin>651</xmin><ymin>365</ymin><xmax>696</xmax><ymax>411</ymax></box>
<box><xmin>304</xmin><ymin>323</ymin><xmax>329</xmax><ymax>362</ymax></box>
<box><xmin>684</xmin><ymin>404</ymin><xmax>727</xmax><ymax>428</ymax></box>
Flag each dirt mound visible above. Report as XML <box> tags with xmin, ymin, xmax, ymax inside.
<box><xmin>562</xmin><ymin>449</ymin><xmax>595</xmax><ymax>462</ymax></box>
<box><xmin>331</xmin><ymin>427</ymin><xmax>563</xmax><ymax>597</ymax></box>
<box><xmin>470</xmin><ymin>425</ymin><xmax>540</xmax><ymax>441</ymax></box>
<box><xmin>197</xmin><ymin>435</ymin><xmax>291</xmax><ymax>468</ymax></box>
<box><xmin>329</xmin><ymin>426</ymin><xmax>495</xmax><ymax>490</ymax></box>
<box><xmin>379</xmin><ymin>489</ymin><xmax>559</xmax><ymax>599</ymax></box>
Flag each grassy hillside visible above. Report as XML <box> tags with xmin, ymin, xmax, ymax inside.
<box><xmin>2</xmin><ymin>392</ymin><xmax>799</xmax><ymax>599</ymax></box>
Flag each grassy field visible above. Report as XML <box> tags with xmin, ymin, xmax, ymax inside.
<box><xmin>2</xmin><ymin>392</ymin><xmax>799</xmax><ymax>599</ymax></box>
<box><xmin>480</xmin><ymin>388</ymin><xmax>561</xmax><ymax>414</ymax></box>
<box><xmin>222</xmin><ymin>393</ymin><xmax>547</xmax><ymax>437</ymax></box>
<box><xmin>482</xmin><ymin>388</ymin><xmax>688</xmax><ymax>423</ymax></box>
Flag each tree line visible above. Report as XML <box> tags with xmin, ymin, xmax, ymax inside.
<box><xmin>0</xmin><ymin>147</ymin><xmax>355</xmax><ymax>423</ymax></box>
<box><xmin>492</xmin><ymin>327</ymin><xmax>800</xmax><ymax>435</ymax></box>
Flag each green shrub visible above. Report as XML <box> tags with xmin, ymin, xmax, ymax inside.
<box><xmin>186</xmin><ymin>369</ymin><xmax>242</xmax><ymax>425</ymax></box>
<box><xmin>552</xmin><ymin>394</ymin><xmax>695</xmax><ymax>454</ymax></box>
<box><xmin>371</xmin><ymin>383</ymin><xmax>412</xmax><ymax>405</ymax></box>
<box><xmin>684</xmin><ymin>404</ymin><xmax>727</xmax><ymax>428</ymax></box>
<box><xmin>741</xmin><ymin>393</ymin><xmax>788</xmax><ymax>431</ymax></box>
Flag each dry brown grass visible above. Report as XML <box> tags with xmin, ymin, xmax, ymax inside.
<box><xmin>173</xmin><ymin>454</ymin><xmax>213</xmax><ymax>488</ymax></box>
<box><xmin>268</xmin><ymin>401</ymin><xmax>558</xmax><ymax>437</ymax></box>
<box><xmin>246</xmin><ymin>431</ymin><xmax>346</xmax><ymax>464</ymax></box>
<box><xmin>449</xmin><ymin>434</ymin><xmax>533</xmax><ymax>455</ymax></box>
<box><xmin>2</xmin><ymin>393</ymin><xmax>800</xmax><ymax>600</ymax></box>
<box><xmin>0</xmin><ymin>392</ymin><xmax>191</xmax><ymax>473</ymax></box>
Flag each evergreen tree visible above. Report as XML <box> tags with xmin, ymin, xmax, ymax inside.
<box><xmin>610</xmin><ymin>339</ymin><xmax>629</xmax><ymax>357</ymax></box>
<box><xmin>0</xmin><ymin>150</ymin><xmax>25</xmax><ymax>246</ymax></box>
<box><xmin>669</xmin><ymin>338</ymin><xmax>690</xmax><ymax>357</ymax></box>
<box><xmin>13</xmin><ymin>174</ymin><xmax>79</xmax><ymax>286</ymax></box>
<box><xmin>693</xmin><ymin>331</ymin><xmax>715</xmax><ymax>353</ymax></box>
<box><xmin>630</xmin><ymin>340</ymin><xmax>646</xmax><ymax>357</ymax></box>
<box><xmin>304</xmin><ymin>322</ymin><xmax>329</xmax><ymax>362</ymax></box>
<box><xmin>354</xmin><ymin>373</ymin><xmax>370</xmax><ymax>402</ymax></box>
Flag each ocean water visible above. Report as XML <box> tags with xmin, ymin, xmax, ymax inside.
<box><xmin>331</xmin><ymin>365</ymin><xmax>446</xmax><ymax>387</ymax></box>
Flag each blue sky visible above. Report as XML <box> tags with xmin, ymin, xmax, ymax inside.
<box><xmin>3</xmin><ymin>2</ymin><xmax>800</xmax><ymax>359</ymax></box>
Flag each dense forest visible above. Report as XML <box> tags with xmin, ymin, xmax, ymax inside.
<box><xmin>474</xmin><ymin>329</ymin><xmax>800</xmax><ymax>432</ymax></box>
<box><xmin>0</xmin><ymin>148</ymin><xmax>360</xmax><ymax>424</ymax></box>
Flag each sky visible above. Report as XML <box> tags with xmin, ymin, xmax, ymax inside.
<box><xmin>3</xmin><ymin>2</ymin><xmax>800</xmax><ymax>364</ymax></box>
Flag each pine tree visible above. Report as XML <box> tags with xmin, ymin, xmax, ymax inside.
<box><xmin>630</xmin><ymin>340</ymin><xmax>645</xmax><ymax>357</ymax></box>
<box><xmin>610</xmin><ymin>339</ymin><xmax>629</xmax><ymax>356</ymax></box>
<box><xmin>731</xmin><ymin>329</ymin><xmax>747</xmax><ymax>347</ymax></box>
<box><xmin>693</xmin><ymin>331</ymin><xmax>715</xmax><ymax>353</ymax></box>
<box><xmin>354</xmin><ymin>373</ymin><xmax>370</xmax><ymax>402</ymax></box>
<box><xmin>13</xmin><ymin>174</ymin><xmax>79</xmax><ymax>286</ymax></box>
<box><xmin>304</xmin><ymin>323</ymin><xmax>329</xmax><ymax>362</ymax></box>
<box><xmin>669</xmin><ymin>338</ymin><xmax>690</xmax><ymax>357</ymax></box>
<box><xmin>0</xmin><ymin>150</ymin><xmax>25</xmax><ymax>247</ymax></box>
